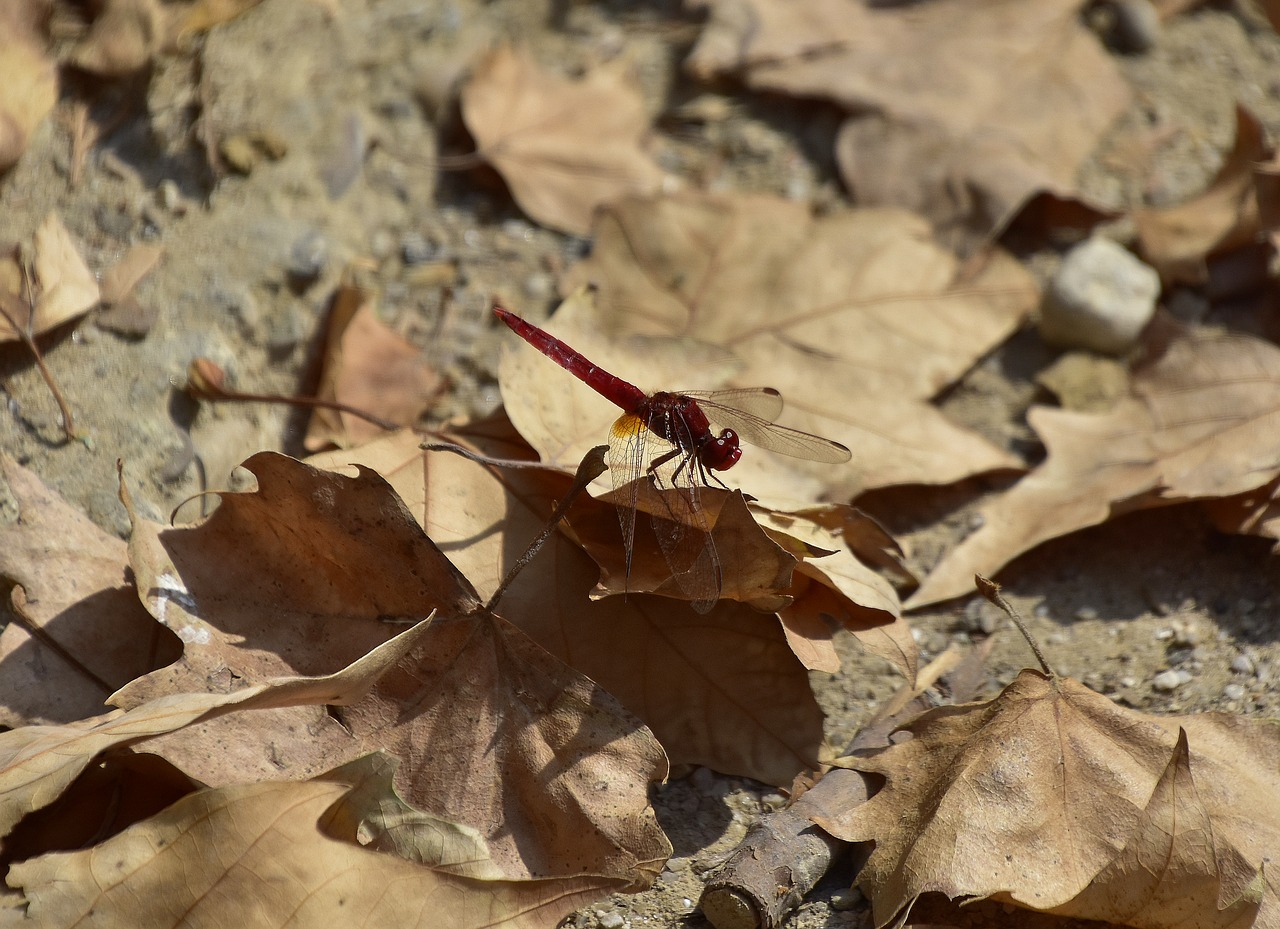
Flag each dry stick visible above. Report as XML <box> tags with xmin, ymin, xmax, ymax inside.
<box><xmin>481</xmin><ymin>444</ymin><xmax>608</xmax><ymax>614</ymax></box>
<box><xmin>185</xmin><ymin>357</ymin><xmax>403</xmax><ymax>433</ymax></box>
<box><xmin>699</xmin><ymin>639</ymin><xmax>998</xmax><ymax>929</ymax></box>
<box><xmin>0</xmin><ymin>268</ymin><xmax>79</xmax><ymax>442</ymax></box>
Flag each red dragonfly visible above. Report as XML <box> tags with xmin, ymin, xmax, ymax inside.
<box><xmin>494</xmin><ymin>306</ymin><xmax>851</xmax><ymax>611</ymax></box>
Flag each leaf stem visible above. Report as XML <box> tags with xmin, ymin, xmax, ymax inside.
<box><xmin>975</xmin><ymin>575</ymin><xmax>1054</xmax><ymax>676</ymax></box>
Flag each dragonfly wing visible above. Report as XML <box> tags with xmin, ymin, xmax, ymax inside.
<box><xmin>607</xmin><ymin>410</ymin><xmax>722</xmax><ymax>612</ymax></box>
<box><xmin>682</xmin><ymin>387</ymin><xmax>784</xmax><ymax>422</ymax></box>
<box><xmin>696</xmin><ymin>397</ymin><xmax>852</xmax><ymax>464</ymax></box>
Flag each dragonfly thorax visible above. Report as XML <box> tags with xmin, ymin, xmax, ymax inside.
<box><xmin>699</xmin><ymin>428</ymin><xmax>742</xmax><ymax>471</ymax></box>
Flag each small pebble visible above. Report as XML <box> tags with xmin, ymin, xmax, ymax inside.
<box><xmin>524</xmin><ymin>272</ymin><xmax>554</xmax><ymax>300</ymax></box>
<box><xmin>287</xmin><ymin>230</ymin><xmax>328</xmax><ymax>283</ymax></box>
<box><xmin>369</xmin><ymin>229</ymin><xmax>396</xmax><ymax>261</ymax></box>
<box><xmin>1223</xmin><ymin>683</ymin><xmax>1246</xmax><ymax>701</ymax></box>
<box><xmin>1040</xmin><ymin>237</ymin><xmax>1160</xmax><ymax>355</ymax></box>
<box><xmin>598</xmin><ymin>912</ymin><xmax>624</xmax><ymax>929</ymax></box>
<box><xmin>962</xmin><ymin>598</ymin><xmax>1002</xmax><ymax>634</ymax></box>
<box><xmin>1119</xmin><ymin>675</ymin><xmax>1138</xmax><ymax>688</ymax></box>
<box><xmin>1151</xmin><ymin>668</ymin><xmax>1190</xmax><ymax>692</ymax></box>
<box><xmin>158</xmin><ymin>179</ymin><xmax>184</xmax><ymax>212</ymax></box>
<box><xmin>829</xmin><ymin>890</ymin><xmax>863</xmax><ymax>911</ymax></box>
<box><xmin>1110</xmin><ymin>0</ymin><xmax>1161</xmax><ymax>52</ymax></box>
<box><xmin>1231</xmin><ymin>653</ymin><xmax>1256</xmax><ymax>675</ymax></box>
<box><xmin>1074</xmin><ymin>606</ymin><xmax>1098</xmax><ymax>621</ymax></box>
<box><xmin>401</xmin><ymin>231</ymin><xmax>437</xmax><ymax>265</ymax></box>
<box><xmin>689</xmin><ymin>766</ymin><xmax>717</xmax><ymax>793</ymax></box>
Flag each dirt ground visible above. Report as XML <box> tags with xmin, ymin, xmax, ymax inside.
<box><xmin>4</xmin><ymin>1</ymin><xmax>1280</xmax><ymax>927</ymax></box>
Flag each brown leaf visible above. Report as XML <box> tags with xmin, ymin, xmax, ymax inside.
<box><xmin>0</xmin><ymin>618</ymin><xmax>435</xmax><ymax>839</ymax></box>
<box><xmin>460</xmin><ymin>45</ymin><xmax>666</xmax><ymax>235</ymax></box>
<box><xmin>310</xmin><ymin>429</ymin><xmax>829</xmax><ymax>787</ymax></box>
<box><xmin>168</xmin><ymin>0</ymin><xmax>265</xmax><ymax>39</ymax></box>
<box><xmin>0</xmin><ymin>0</ymin><xmax>56</xmax><ymax>175</ymax></box>
<box><xmin>116</xmin><ymin>449</ymin><xmax>670</xmax><ymax>887</ymax></box>
<box><xmin>687</xmin><ymin>0</ymin><xmax>1131</xmax><ymax>254</ymax></box>
<box><xmin>98</xmin><ymin>242</ymin><xmax>163</xmax><ymax>305</ymax></box>
<box><xmin>818</xmin><ymin>670</ymin><xmax>1276</xmax><ymax>928</ymax></box>
<box><xmin>1135</xmin><ymin>106</ymin><xmax>1270</xmax><ymax>284</ymax></box>
<box><xmin>0</xmin><ymin>213</ymin><xmax>100</xmax><ymax>341</ymax></box>
<box><xmin>1046</xmin><ymin>731</ymin><xmax>1262</xmax><ymax>928</ymax></box>
<box><xmin>304</xmin><ymin>279</ymin><xmax>443</xmax><ymax>450</ymax></box>
<box><xmin>113</xmin><ymin>451</ymin><xmax>480</xmax><ymax>783</ymax></box>
<box><xmin>69</xmin><ymin>0</ymin><xmax>163</xmax><ymax>77</ymax></box>
<box><xmin>910</xmin><ymin>329</ymin><xmax>1280</xmax><ymax>607</ymax></box>
<box><xmin>96</xmin><ymin>242</ymin><xmax>163</xmax><ymax>335</ymax></box>
<box><xmin>7</xmin><ymin>761</ymin><xmax>625</xmax><ymax>929</ymax></box>
<box><xmin>557</xmin><ymin>194</ymin><xmax>1033</xmax><ymax>498</ymax></box>
<box><xmin>0</xmin><ymin>454</ymin><xmax>180</xmax><ymax>727</ymax></box>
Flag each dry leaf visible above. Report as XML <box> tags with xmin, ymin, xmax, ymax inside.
<box><xmin>557</xmin><ymin>194</ymin><xmax>1033</xmax><ymax>498</ymax></box>
<box><xmin>98</xmin><ymin>243</ymin><xmax>163</xmax><ymax>305</ymax></box>
<box><xmin>0</xmin><ymin>618</ymin><xmax>435</xmax><ymax>839</ymax></box>
<box><xmin>0</xmin><ymin>0</ymin><xmax>56</xmax><ymax>174</ymax></box>
<box><xmin>8</xmin><ymin>762</ymin><xmax>620</xmax><ymax>929</ymax></box>
<box><xmin>4</xmin><ymin>631</ymin><xmax>625</xmax><ymax>928</ymax></box>
<box><xmin>310</xmin><ymin>428</ymin><xmax>830</xmax><ymax>786</ymax></box>
<box><xmin>910</xmin><ymin>329</ymin><xmax>1280</xmax><ymax>607</ymax></box>
<box><xmin>0</xmin><ymin>213</ymin><xmax>100</xmax><ymax>342</ymax></box>
<box><xmin>115</xmin><ymin>451</ymin><xmax>671</xmax><ymax>888</ymax></box>
<box><xmin>304</xmin><ymin>279</ymin><xmax>443</xmax><ymax>450</ymax></box>
<box><xmin>0</xmin><ymin>455</ymin><xmax>181</xmax><ymax>727</ymax></box>
<box><xmin>169</xmin><ymin>0</ymin><xmax>266</xmax><ymax>39</ymax></box>
<box><xmin>96</xmin><ymin>242</ymin><xmax>163</xmax><ymax>335</ymax></box>
<box><xmin>1135</xmin><ymin>106</ymin><xmax>1270</xmax><ymax>284</ymax></box>
<box><xmin>687</xmin><ymin>0</ymin><xmax>1131</xmax><ymax>253</ymax></box>
<box><xmin>69</xmin><ymin>0</ymin><xmax>163</xmax><ymax>76</ymax></box>
<box><xmin>817</xmin><ymin>670</ymin><xmax>1277</xmax><ymax>928</ymax></box>
<box><xmin>460</xmin><ymin>45</ymin><xmax>666</xmax><ymax>235</ymax></box>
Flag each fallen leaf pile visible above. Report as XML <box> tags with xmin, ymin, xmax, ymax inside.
<box><xmin>11</xmin><ymin>1</ymin><xmax>1280</xmax><ymax>927</ymax></box>
<box><xmin>686</xmin><ymin>0</ymin><xmax>1132</xmax><ymax>253</ymax></box>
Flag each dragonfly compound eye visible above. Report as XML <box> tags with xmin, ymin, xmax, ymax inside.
<box><xmin>702</xmin><ymin>429</ymin><xmax>743</xmax><ymax>471</ymax></box>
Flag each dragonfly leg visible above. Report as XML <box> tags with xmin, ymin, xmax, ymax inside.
<box><xmin>647</xmin><ymin>446</ymin><xmax>683</xmax><ymax>489</ymax></box>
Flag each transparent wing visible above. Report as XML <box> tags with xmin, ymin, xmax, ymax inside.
<box><xmin>681</xmin><ymin>387</ymin><xmax>784</xmax><ymax>422</ymax></box>
<box><xmin>607</xmin><ymin>410</ymin><xmax>722</xmax><ymax>612</ymax></box>
<box><xmin>693</xmin><ymin>392</ymin><xmax>852</xmax><ymax>464</ymax></box>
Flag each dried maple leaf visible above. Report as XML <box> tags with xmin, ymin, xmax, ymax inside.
<box><xmin>0</xmin><ymin>213</ymin><xmax>100</xmax><ymax>341</ymax></box>
<box><xmin>0</xmin><ymin>455</ymin><xmax>180</xmax><ymax>727</ymax></box>
<box><xmin>8</xmin><ymin>758</ymin><xmax>618</xmax><ymax>929</ymax></box>
<box><xmin>4</xmin><ymin>630</ymin><xmax>624</xmax><ymax>928</ymax></box>
<box><xmin>687</xmin><ymin>0</ymin><xmax>1131</xmax><ymax>253</ymax></box>
<box><xmin>557</xmin><ymin>194</ymin><xmax>1033</xmax><ymax>498</ymax></box>
<box><xmin>115</xmin><ymin>451</ymin><xmax>669</xmax><ymax>894</ymax></box>
<box><xmin>0</xmin><ymin>619</ymin><xmax>434</xmax><ymax>840</ymax></box>
<box><xmin>0</xmin><ymin>0</ymin><xmax>56</xmax><ymax>174</ymax></box>
<box><xmin>460</xmin><ymin>45</ymin><xmax>666</xmax><ymax>235</ymax></box>
<box><xmin>816</xmin><ymin>670</ymin><xmax>1277</xmax><ymax>928</ymax></box>
<box><xmin>910</xmin><ymin>328</ymin><xmax>1280</xmax><ymax>607</ymax></box>
<box><xmin>1135</xmin><ymin>106</ymin><xmax>1271</xmax><ymax>285</ymax></box>
<box><xmin>304</xmin><ymin>278</ymin><xmax>443</xmax><ymax>450</ymax></box>
<box><xmin>311</xmin><ymin>428</ymin><xmax>830</xmax><ymax>787</ymax></box>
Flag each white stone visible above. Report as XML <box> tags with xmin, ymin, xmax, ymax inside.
<box><xmin>1040</xmin><ymin>237</ymin><xmax>1160</xmax><ymax>355</ymax></box>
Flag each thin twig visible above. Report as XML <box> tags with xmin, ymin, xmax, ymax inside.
<box><xmin>484</xmin><ymin>445</ymin><xmax>608</xmax><ymax>613</ymax></box>
<box><xmin>185</xmin><ymin>357</ymin><xmax>402</xmax><ymax>433</ymax></box>
<box><xmin>975</xmin><ymin>574</ymin><xmax>1054</xmax><ymax>675</ymax></box>
<box><xmin>0</xmin><ymin>265</ymin><xmax>79</xmax><ymax>443</ymax></box>
<box><xmin>420</xmin><ymin>440</ymin><xmax>547</xmax><ymax>470</ymax></box>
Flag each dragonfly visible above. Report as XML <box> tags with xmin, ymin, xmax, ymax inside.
<box><xmin>494</xmin><ymin>306</ymin><xmax>851</xmax><ymax>611</ymax></box>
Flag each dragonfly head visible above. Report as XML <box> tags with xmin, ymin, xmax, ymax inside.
<box><xmin>701</xmin><ymin>428</ymin><xmax>742</xmax><ymax>471</ymax></box>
